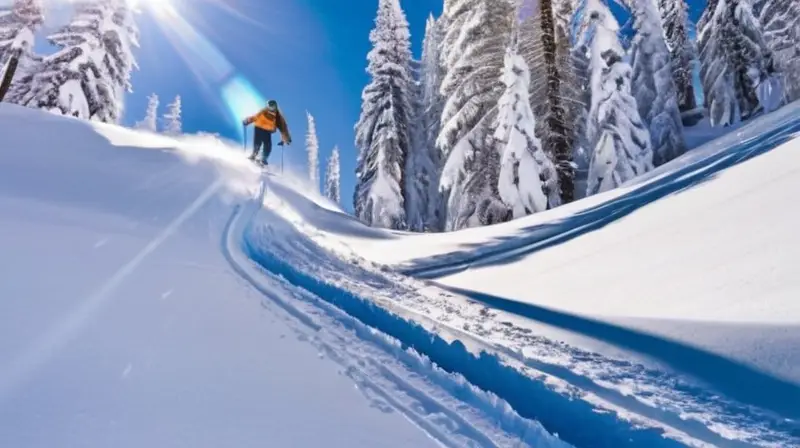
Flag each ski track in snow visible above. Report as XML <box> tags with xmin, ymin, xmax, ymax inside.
<box><xmin>221</xmin><ymin>190</ymin><xmax>568</xmax><ymax>448</ymax></box>
<box><xmin>244</xmin><ymin>175</ymin><xmax>800</xmax><ymax>445</ymax></box>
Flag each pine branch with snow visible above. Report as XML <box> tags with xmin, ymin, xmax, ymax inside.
<box><xmin>438</xmin><ymin>0</ymin><xmax>515</xmax><ymax>230</ymax></box>
<box><xmin>658</xmin><ymin>0</ymin><xmax>698</xmax><ymax>113</ymax></box>
<box><xmin>518</xmin><ymin>0</ymin><xmax>580</xmax><ymax>205</ymax></box>
<box><xmin>698</xmin><ymin>0</ymin><xmax>772</xmax><ymax>127</ymax></box>
<box><xmin>136</xmin><ymin>93</ymin><xmax>159</xmax><ymax>132</ymax></box>
<box><xmin>585</xmin><ymin>0</ymin><xmax>654</xmax><ymax>196</ymax></box>
<box><xmin>418</xmin><ymin>14</ymin><xmax>446</xmax><ymax>231</ymax></box>
<box><xmin>10</xmin><ymin>0</ymin><xmax>138</xmax><ymax>123</ymax></box>
<box><xmin>353</xmin><ymin>0</ymin><xmax>413</xmax><ymax>230</ymax></box>
<box><xmin>325</xmin><ymin>146</ymin><xmax>341</xmax><ymax>205</ymax></box>
<box><xmin>757</xmin><ymin>0</ymin><xmax>800</xmax><ymax>102</ymax></box>
<box><xmin>403</xmin><ymin>59</ymin><xmax>435</xmax><ymax>231</ymax></box>
<box><xmin>495</xmin><ymin>48</ymin><xmax>559</xmax><ymax>218</ymax></box>
<box><xmin>630</xmin><ymin>0</ymin><xmax>686</xmax><ymax>167</ymax></box>
<box><xmin>163</xmin><ymin>95</ymin><xmax>182</xmax><ymax>135</ymax></box>
<box><xmin>0</xmin><ymin>0</ymin><xmax>44</xmax><ymax>101</ymax></box>
<box><xmin>306</xmin><ymin>111</ymin><xmax>320</xmax><ymax>193</ymax></box>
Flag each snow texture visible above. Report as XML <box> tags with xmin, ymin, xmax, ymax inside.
<box><xmin>353</xmin><ymin>0</ymin><xmax>412</xmax><ymax>230</ymax></box>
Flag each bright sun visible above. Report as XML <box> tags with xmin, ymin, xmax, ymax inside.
<box><xmin>129</xmin><ymin>0</ymin><xmax>176</xmax><ymax>18</ymax></box>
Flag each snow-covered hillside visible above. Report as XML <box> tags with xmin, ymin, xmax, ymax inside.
<box><xmin>247</xmin><ymin>102</ymin><xmax>800</xmax><ymax>447</ymax></box>
<box><xmin>0</xmin><ymin>105</ymin><xmax>566</xmax><ymax>448</ymax></box>
<box><xmin>3</xmin><ymin>101</ymin><xmax>800</xmax><ymax>448</ymax></box>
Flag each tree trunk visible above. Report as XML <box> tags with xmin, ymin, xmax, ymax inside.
<box><xmin>0</xmin><ymin>55</ymin><xmax>20</xmax><ymax>103</ymax></box>
<box><xmin>540</xmin><ymin>0</ymin><xmax>574</xmax><ymax>203</ymax></box>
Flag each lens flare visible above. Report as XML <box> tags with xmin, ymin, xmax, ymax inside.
<box><xmin>142</xmin><ymin>0</ymin><xmax>268</xmax><ymax>139</ymax></box>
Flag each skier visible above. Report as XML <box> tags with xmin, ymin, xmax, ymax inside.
<box><xmin>243</xmin><ymin>99</ymin><xmax>292</xmax><ymax>166</ymax></box>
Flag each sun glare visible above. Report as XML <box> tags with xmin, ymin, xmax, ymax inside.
<box><xmin>129</xmin><ymin>0</ymin><xmax>175</xmax><ymax>18</ymax></box>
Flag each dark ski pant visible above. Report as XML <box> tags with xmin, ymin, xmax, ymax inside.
<box><xmin>251</xmin><ymin>127</ymin><xmax>273</xmax><ymax>163</ymax></box>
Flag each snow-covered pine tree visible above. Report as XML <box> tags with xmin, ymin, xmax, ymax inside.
<box><xmin>102</xmin><ymin>0</ymin><xmax>139</xmax><ymax>118</ymax></box>
<box><xmin>306</xmin><ymin>111</ymin><xmax>320</xmax><ymax>192</ymax></box>
<box><xmin>757</xmin><ymin>0</ymin><xmax>800</xmax><ymax>102</ymax></box>
<box><xmin>11</xmin><ymin>0</ymin><xmax>137</xmax><ymax>123</ymax></box>
<box><xmin>495</xmin><ymin>46</ymin><xmax>559</xmax><ymax>218</ymax></box>
<box><xmin>404</xmin><ymin>58</ymin><xmax>436</xmax><ymax>231</ymax></box>
<box><xmin>353</xmin><ymin>0</ymin><xmax>413</xmax><ymax>230</ymax></box>
<box><xmin>419</xmin><ymin>14</ymin><xmax>446</xmax><ymax>231</ymax></box>
<box><xmin>325</xmin><ymin>146</ymin><xmax>341</xmax><ymax>205</ymax></box>
<box><xmin>630</xmin><ymin>0</ymin><xmax>686</xmax><ymax>167</ymax></box>
<box><xmin>658</xmin><ymin>0</ymin><xmax>697</xmax><ymax>113</ymax></box>
<box><xmin>0</xmin><ymin>0</ymin><xmax>44</xmax><ymax>102</ymax></box>
<box><xmin>438</xmin><ymin>0</ymin><xmax>514</xmax><ymax>230</ymax></box>
<box><xmin>163</xmin><ymin>95</ymin><xmax>182</xmax><ymax>135</ymax></box>
<box><xmin>518</xmin><ymin>0</ymin><xmax>580</xmax><ymax>206</ymax></box>
<box><xmin>585</xmin><ymin>0</ymin><xmax>654</xmax><ymax>196</ymax></box>
<box><xmin>136</xmin><ymin>93</ymin><xmax>159</xmax><ymax>131</ymax></box>
<box><xmin>698</xmin><ymin>0</ymin><xmax>771</xmax><ymax>126</ymax></box>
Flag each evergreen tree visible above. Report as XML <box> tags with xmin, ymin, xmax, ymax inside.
<box><xmin>163</xmin><ymin>95</ymin><xmax>182</xmax><ymax>135</ymax></box>
<box><xmin>518</xmin><ymin>0</ymin><xmax>579</xmax><ymax>206</ymax></box>
<box><xmin>353</xmin><ymin>0</ymin><xmax>413</xmax><ymax>230</ymax></box>
<box><xmin>658</xmin><ymin>0</ymin><xmax>698</xmax><ymax>113</ymax></box>
<box><xmin>757</xmin><ymin>0</ymin><xmax>800</xmax><ymax>102</ymax></box>
<box><xmin>0</xmin><ymin>0</ymin><xmax>44</xmax><ymax>102</ymax></box>
<box><xmin>419</xmin><ymin>14</ymin><xmax>446</xmax><ymax>231</ymax></box>
<box><xmin>438</xmin><ymin>0</ymin><xmax>514</xmax><ymax>230</ymax></box>
<box><xmin>404</xmin><ymin>58</ymin><xmax>436</xmax><ymax>231</ymax></box>
<box><xmin>495</xmin><ymin>47</ymin><xmax>559</xmax><ymax>218</ymax></box>
<box><xmin>698</xmin><ymin>0</ymin><xmax>771</xmax><ymax>126</ymax></box>
<box><xmin>136</xmin><ymin>93</ymin><xmax>159</xmax><ymax>132</ymax></box>
<box><xmin>630</xmin><ymin>0</ymin><xmax>686</xmax><ymax>167</ymax></box>
<box><xmin>11</xmin><ymin>0</ymin><xmax>138</xmax><ymax>122</ymax></box>
<box><xmin>306</xmin><ymin>111</ymin><xmax>320</xmax><ymax>192</ymax></box>
<box><xmin>586</xmin><ymin>0</ymin><xmax>654</xmax><ymax>196</ymax></box>
<box><xmin>325</xmin><ymin>146</ymin><xmax>341</xmax><ymax>205</ymax></box>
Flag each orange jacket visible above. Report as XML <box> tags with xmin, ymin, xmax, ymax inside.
<box><xmin>245</xmin><ymin>107</ymin><xmax>292</xmax><ymax>144</ymax></box>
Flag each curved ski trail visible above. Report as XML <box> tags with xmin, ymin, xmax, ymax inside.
<box><xmin>222</xmin><ymin>189</ymin><xmax>568</xmax><ymax>448</ymax></box>
<box><xmin>246</xmin><ymin>176</ymin><xmax>799</xmax><ymax>448</ymax></box>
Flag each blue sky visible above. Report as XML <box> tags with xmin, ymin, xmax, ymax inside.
<box><xmin>119</xmin><ymin>0</ymin><xmax>707</xmax><ymax>211</ymax></box>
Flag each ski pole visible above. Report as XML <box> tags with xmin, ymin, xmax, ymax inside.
<box><xmin>281</xmin><ymin>145</ymin><xmax>284</xmax><ymax>174</ymax></box>
<box><xmin>242</xmin><ymin>124</ymin><xmax>247</xmax><ymax>152</ymax></box>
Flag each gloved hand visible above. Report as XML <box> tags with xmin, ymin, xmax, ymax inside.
<box><xmin>278</xmin><ymin>141</ymin><xmax>285</xmax><ymax>146</ymax></box>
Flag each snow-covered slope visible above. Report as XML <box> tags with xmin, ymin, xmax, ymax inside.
<box><xmin>249</xmin><ymin>102</ymin><xmax>800</xmax><ymax>447</ymax></box>
<box><xmin>0</xmin><ymin>105</ymin><xmax>566</xmax><ymax>448</ymax></box>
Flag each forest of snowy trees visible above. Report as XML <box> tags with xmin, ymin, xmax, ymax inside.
<box><xmin>354</xmin><ymin>0</ymin><xmax>799</xmax><ymax>231</ymax></box>
<box><xmin>0</xmin><ymin>0</ymin><xmax>139</xmax><ymax>123</ymax></box>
